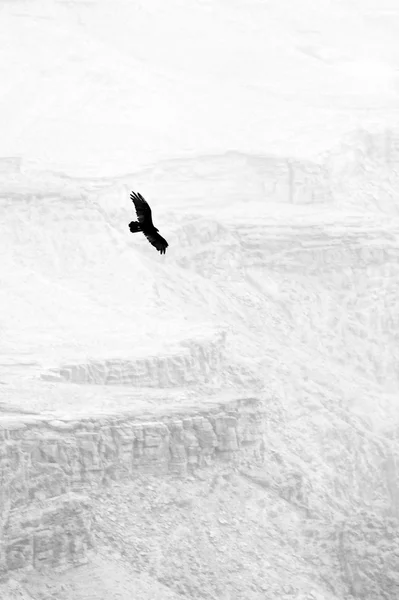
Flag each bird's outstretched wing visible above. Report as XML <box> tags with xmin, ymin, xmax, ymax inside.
<box><xmin>130</xmin><ymin>191</ymin><xmax>153</xmax><ymax>226</ymax></box>
<box><xmin>143</xmin><ymin>231</ymin><xmax>169</xmax><ymax>255</ymax></box>
<box><xmin>129</xmin><ymin>190</ymin><xmax>168</xmax><ymax>254</ymax></box>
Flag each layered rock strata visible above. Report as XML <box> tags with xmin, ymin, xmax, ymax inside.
<box><xmin>0</xmin><ymin>397</ymin><xmax>263</xmax><ymax>574</ymax></box>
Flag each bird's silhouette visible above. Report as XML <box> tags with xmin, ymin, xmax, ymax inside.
<box><xmin>128</xmin><ymin>191</ymin><xmax>168</xmax><ymax>255</ymax></box>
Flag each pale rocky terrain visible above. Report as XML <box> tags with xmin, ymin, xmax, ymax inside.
<box><xmin>1</xmin><ymin>130</ymin><xmax>399</xmax><ymax>599</ymax></box>
<box><xmin>2</xmin><ymin>0</ymin><xmax>399</xmax><ymax>598</ymax></box>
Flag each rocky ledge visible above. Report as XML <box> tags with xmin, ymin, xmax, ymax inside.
<box><xmin>0</xmin><ymin>396</ymin><xmax>264</xmax><ymax>575</ymax></box>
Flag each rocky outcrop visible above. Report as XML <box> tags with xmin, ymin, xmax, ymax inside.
<box><xmin>41</xmin><ymin>331</ymin><xmax>226</xmax><ymax>387</ymax></box>
<box><xmin>1</xmin><ymin>494</ymin><xmax>92</xmax><ymax>575</ymax></box>
<box><xmin>0</xmin><ymin>397</ymin><xmax>264</xmax><ymax>574</ymax></box>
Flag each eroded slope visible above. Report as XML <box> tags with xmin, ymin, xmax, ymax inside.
<box><xmin>2</xmin><ymin>130</ymin><xmax>399</xmax><ymax>598</ymax></box>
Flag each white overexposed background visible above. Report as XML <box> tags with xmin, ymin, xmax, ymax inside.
<box><xmin>1</xmin><ymin>0</ymin><xmax>399</xmax><ymax>175</ymax></box>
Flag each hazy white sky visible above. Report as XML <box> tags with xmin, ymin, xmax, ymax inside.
<box><xmin>1</xmin><ymin>0</ymin><xmax>398</xmax><ymax>175</ymax></box>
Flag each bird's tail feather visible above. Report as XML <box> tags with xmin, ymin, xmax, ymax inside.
<box><xmin>129</xmin><ymin>221</ymin><xmax>142</xmax><ymax>233</ymax></box>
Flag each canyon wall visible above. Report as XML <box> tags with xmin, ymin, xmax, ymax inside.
<box><xmin>0</xmin><ymin>397</ymin><xmax>264</xmax><ymax>574</ymax></box>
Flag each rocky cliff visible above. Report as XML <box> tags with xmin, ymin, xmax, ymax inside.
<box><xmin>40</xmin><ymin>330</ymin><xmax>227</xmax><ymax>388</ymax></box>
<box><xmin>0</xmin><ymin>397</ymin><xmax>263</xmax><ymax>575</ymax></box>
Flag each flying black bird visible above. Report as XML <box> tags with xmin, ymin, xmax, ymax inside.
<box><xmin>128</xmin><ymin>191</ymin><xmax>168</xmax><ymax>255</ymax></box>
